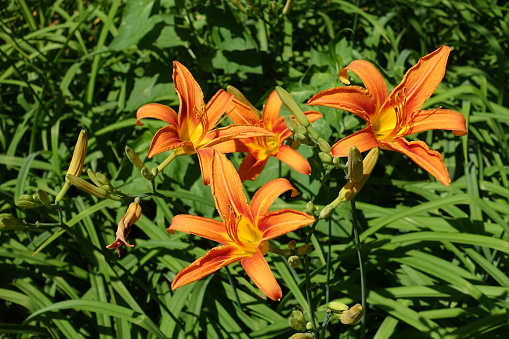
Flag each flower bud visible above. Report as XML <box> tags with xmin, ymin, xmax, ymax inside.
<box><xmin>66</xmin><ymin>130</ymin><xmax>88</xmax><ymax>178</ymax></box>
<box><xmin>283</xmin><ymin>249</ymin><xmax>292</xmax><ymax>257</ymax></box>
<box><xmin>36</xmin><ymin>189</ymin><xmax>52</xmax><ymax>207</ymax></box>
<box><xmin>141</xmin><ymin>167</ymin><xmax>153</xmax><ymax>180</ymax></box>
<box><xmin>106</xmin><ymin>199</ymin><xmax>142</xmax><ymax>257</ymax></box>
<box><xmin>288</xmin><ymin>255</ymin><xmax>301</xmax><ymax>268</ymax></box>
<box><xmin>67</xmin><ymin>174</ymin><xmax>110</xmax><ymax>199</ymax></box>
<box><xmin>95</xmin><ymin>172</ymin><xmax>112</xmax><ymax>187</ymax></box>
<box><xmin>296</xmin><ymin>244</ymin><xmax>311</xmax><ymax>256</ymax></box>
<box><xmin>288</xmin><ymin>333</ymin><xmax>314</xmax><ymax>339</ymax></box>
<box><xmin>338</xmin><ymin>147</ymin><xmax>379</xmax><ymax>203</ymax></box>
<box><xmin>287</xmin><ymin>240</ymin><xmax>297</xmax><ymax>251</ymax></box>
<box><xmin>328</xmin><ymin>301</ymin><xmax>349</xmax><ymax>312</ymax></box>
<box><xmin>288</xmin><ymin>316</ymin><xmax>305</xmax><ymax>331</ymax></box>
<box><xmin>293</xmin><ymin>133</ymin><xmax>310</xmax><ymax>145</ymax></box>
<box><xmin>284</xmin><ymin>116</ymin><xmax>299</xmax><ymax>133</ymax></box>
<box><xmin>292</xmin><ymin>310</ymin><xmax>305</xmax><ymax>322</ymax></box>
<box><xmin>347</xmin><ymin>146</ymin><xmax>363</xmax><ymax>183</ymax></box>
<box><xmin>125</xmin><ymin>146</ymin><xmax>145</xmax><ymax>171</ymax></box>
<box><xmin>318</xmin><ymin>152</ymin><xmax>333</xmax><ymax>165</ymax></box>
<box><xmin>276</xmin><ymin>86</ymin><xmax>310</xmax><ymax>128</ymax></box>
<box><xmin>305</xmin><ymin>322</ymin><xmax>314</xmax><ymax>330</ymax></box>
<box><xmin>282</xmin><ymin>0</ymin><xmax>294</xmax><ymax>15</ymax></box>
<box><xmin>0</xmin><ymin>213</ymin><xmax>27</xmax><ymax>230</ymax></box>
<box><xmin>87</xmin><ymin>169</ymin><xmax>103</xmax><ymax>187</ymax></box>
<box><xmin>339</xmin><ymin>303</ymin><xmax>364</xmax><ymax>325</ymax></box>
<box><xmin>227</xmin><ymin>85</ymin><xmax>260</xmax><ymax>115</ymax></box>
<box><xmin>16</xmin><ymin>195</ymin><xmax>42</xmax><ymax>209</ymax></box>
<box><xmin>318</xmin><ymin>204</ymin><xmax>334</xmax><ymax>219</ymax></box>
<box><xmin>317</xmin><ymin>138</ymin><xmax>331</xmax><ymax>153</ymax></box>
<box><xmin>294</xmin><ymin>125</ymin><xmax>307</xmax><ymax>135</ymax></box>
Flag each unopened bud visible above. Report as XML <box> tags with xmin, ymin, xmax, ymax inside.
<box><xmin>282</xmin><ymin>0</ymin><xmax>294</xmax><ymax>16</ymax></box>
<box><xmin>292</xmin><ymin>310</ymin><xmax>305</xmax><ymax>322</ymax></box>
<box><xmin>227</xmin><ymin>85</ymin><xmax>260</xmax><ymax>115</ymax></box>
<box><xmin>275</xmin><ymin>86</ymin><xmax>310</xmax><ymax>128</ymax></box>
<box><xmin>67</xmin><ymin>174</ymin><xmax>110</xmax><ymax>199</ymax></box>
<box><xmin>87</xmin><ymin>169</ymin><xmax>103</xmax><ymax>187</ymax></box>
<box><xmin>284</xmin><ymin>116</ymin><xmax>299</xmax><ymax>133</ymax></box>
<box><xmin>347</xmin><ymin>146</ymin><xmax>363</xmax><ymax>183</ymax></box>
<box><xmin>288</xmin><ymin>333</ymin><xmax>314</xmax><ymax>339</ymax></box>
<box><xmin>318</xmin><ymin>204</ymin><xmax>335</xmax><ymax>219</ymax></box>
<box><xmin>283</xmin><ymin>249</ymin><xmax>292</xmax><ymax>256</ymax></box>
<box><xmin>305</xmin><ymin>322</ymin><xmax>314</xmax><ymax>330</ymax></box>
<box><xmin>338</xmin><ymin>147</ymin><xmax>379</xmax><ymax>203</ymax></box>
<box><xmin>339</xmin><ymin>304</ymin><xmax>364</xmax><ymax>325</ymax></box>
<box><xmin>151</xmin><ymin>167</ymin><xmax>159</xmax><ymax>177</ymax></box>
<box><xmin>16</xmin><ymin>195</ymin><xmax>42</xmax><ymax>209</ymax></box>
<box><xmin>294</xmin><ymin>125</ymin><xmax>307</xmax><ymax>135</ymax></box>
<box><xmin>95</xmin><ymin>172</ymin><xmax>111</xmax><ymax>187</ymax></box>
<box><xmin>141</xmin><ymin>167</ymin><xmax>153</xmax><ymax>180</ymax></box>
<box><xmin>318</xmin><ymin>152</ymin><xmax>333</xmax><ymax>165</ymax></box>
<box><xmin>317</xmin><ymin>138</ymin><xmax>331</xmax><ymax>153</ymax></box>
<box><xmin>125</xmin><ymin>146</ymin><xmax>145</xmax><ymax>171</ymax></box>
<box><xmin>36</xmin><ymin>189</ymin><xmax>52</xmax><ymax>207</ymax></box>
<box><xmin>296</xmin><ymin>244</ymin><xmax>311</xmax><ymax>256</ymax></box>
<box><xmin>328</xmin><ymin>301</ymin><xmax>349</xmax><ymax>312</ymax></box>
<box><xmin>288</xmin><ymin>255</ymin><xmax>301</xmax><ymax>268</ymax></box>
<box><xmin>66</xmin><ymin>130</ymin><xmax>88</xmax><ymax>177</ymax></box>
<box><xmin>0</xmin><ymin>213</ymin><xmax>27</xmax><ymax>230</ymax></box>
<box><xmin>288</xmin><ymin>240</ymin><xmax>297</xmax><ymax>251</ymax></box>
<box><xmin>293</xmin><ymin>133</ymin><xmax>310</xmax><ymax>145</ymax></box>
<box><xmin>289</xmin><ymin>314</ymin><xmax>306</xmax><ymax>331</ymax></box>
<box><xmin>332</xmin><ymin>156</ymin><xmax>341</xmax><ymax>167</ymax></box>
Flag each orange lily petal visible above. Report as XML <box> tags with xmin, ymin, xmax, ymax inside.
<box><xmin>307</xmin><ymin>86</ymin><xmax>375</xmax><ymax>121</ymax></box>
<box><xmin>405</xmin><ymin>109</ymin><xmax>468</xmax><ymax>136</ymax></box>
<box><xmin>250</xmin><ymin>178</ymin><xmax>297</xmax><ymax>223</ymax></box>
<box><xmin>211</xmin><ymin>151</ymin><xmax>252</xmax><ymax>219</ymax></box>
<box><xmin>330</xmin><ymin>126</ymin><xmax>379</xmax><ymax>157</ymax></box>
<box><xmin>208</xmin><ymin>139</ymin><xmax>251</xmax><ymax>153</ymax></box>
<box><xmin>201</xmin><ymin>125</ymin><xmax>274</xmax><ymax>149</ymax></box>
<box><xmin>173</xmin><ymin>61</ymin><xmax>204</xmax><ymax>127</ymax></box>
<box><xmin>339</xmin><ymin>60</ymin><xmax>388</xmax><ymax>114</ymax></box>
<box><xmin>241</xmin><ymin>251</ymin><xmax>282</xmax><ymax>301</ymax></box>
<box><xmin>136</xmin><ymin>103</ymin><xmax>178</xmax><ymax>127</ymax></box>
<box><xmin>227</xmin><ymin>98</ymin><xmax>260</xmax><ymax>125</ymax></box>
<box><xmin>206</xmin><ymin>89</ymin><xmax>234</xmax><ymax>128</ymax></box>
<box><xmin>304</xmin><ymin>110</ymin><xmax>323</xmax><ymax>123</ymax></box>
<box><xmin>147</xmin><ymin>126</ymin><xmax>189</xmax><ymax>157</ymax></box>
<box><xmin>380</xmin><ymin>138</ymin><xmax>451</xmax><ymax>185</ymax></box>
<box><xmin>259</xmin><ymin>209</ymin><xmax>315</xmax><ymax>241</ymax></box>
<box><xmin>168</xmin><ymin>214</ymin><xmax>230</xmax><ymax>245</ymax></box>
<box><xmin>275</xmin><ymin>144</ymin><xmax>312</xmax><ymax>175</ymax></box>
<box><xmin>171</xmin><ymin>245</ymin><xmax>250</xmax><ymax>290</ymax></box>
<box><xmin>383</xmin><ymin>45</ymin><xmax>451</xmax><ymax>117</ymax></box>
<box><xmin>238</xmin><ymin>154</ymin><xmax>266</xmax><ymax>181</ymax></box>
<box><xmin>261</xmin><ymin>91</ymin><xmax>282</xmax><ymax>128</ymax></box>
<box><xmin>197</xmin><ymin>148</ymin><xmax>214</xmax><ymax>186</ymax></box>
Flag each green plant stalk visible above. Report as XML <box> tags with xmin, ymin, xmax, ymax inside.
<box><xmin>303</xmin><ymin>254</ymin><xmax>316</xmax><ymax>332</ymax></box>
<box><xmin>351</xmin><ymin>199</ymin><xmax>366</xmax><ymax>338</ymax></box>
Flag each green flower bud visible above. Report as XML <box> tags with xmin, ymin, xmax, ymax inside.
<box><xmin>318</xmin><ymin>204</ymin><xmax>335</xmax><ymax>219</ymax></box>
<box><xmin>288</xmin><ymin>240</ymin><xmax>297</xmax><ymax>251</ymax></box>
<box><xmin>95</xmin><ymin>172</ymin><xmax>112</xmax><ymax>187</ymax></box>
<box><xmin>328</xmin><ymin>301</ymin><xmax>349</xmax><ymax>312</ymax></box>
<box><xmin>347</xmin><ymin>146</ymin><xmax>363</xmax><ymax>183</ymax></box>
<box><xmin>317</xmin><ymin>138</ymin><xmax>331</xmax><ymax>153</ymax></box>
<box><xmin>305</xmin><ymin>322</ymin><xmax>314</xmax><ymax>330</ymax></box>
<box><xmin>16</xmin><ymin>195</ymin><xmax>42</xmax><ymax>209</ymax></box>
<box><xmin>0</xmin><ymin>213</ymin><xmax>27</xmax><ymax>230</ymax></box>
<box><xmin>339</xmin><ymin>304</ymin><xmax>364</xmax><ymax>325</ymax></box>
<box><xmin>288</xmin><ymin>255</ymin><xmax>301</xmax><ymax>268</ymax></box>
<box><xmin>141</xmin><ymin>167</ymin><xmax>153</xmax><ymax>180</ymax></box>
<box><xmin>284</xmin><ymin>116</ymin><xmax>299</xmax><ymax>133</ymax></box>
<box><xmin>36</xmin><ymin>189</ymin><xmax>52</xmax><ymax>207</ymax></box>
<box><xmin>67</xmin><ymin>174</ymin><xmax>110</xmax><ymax>199</ymax></box>
<box><xmin>125</xmin><ymin>146</ymin><xmax>145</xmax><ymax>171</ymax></box>
<box><xmin>288</xmin><ymin>316</ymin><xmax>306</xmax><ymax>331</ymax></box>
<box><xmin>66</xmin><ymin>130</ymin><xmax>88</xmax><ymax>178</ymax></box>
<box><xmin>282</xmin><ymin>0</ymin><xmax>294</xmax><ymax>15</ymax></box>
<box><xmin>288</xmin><ymin>333</ymin><xmax>314</xmax><ymax>339</ymax></box>
<box><xmin>275</xmin><ymin>86</ymin><xmax>310</xmax><ymax>128</ymax></box>
<box><xmin>338</xmin><ymin>148</ymin><xmax>379</xmax><ymax>203</ymax></box>
<box><xmin>283</xmin><ymin>249</ymin><xmax>292</xmax><ymax>257</ymax></box>
<box><xmin>318</xmin><ymin>152</ymin><xmax>333</xmax><ymax>165</ymax></box>
<box><xmin>293</xmin><ymin>133</ymin><xmax>310</xmax><ymax>145</ymax></box>
<box><xmin>296</xmin><ymin>244</ymin><xmax>311</xmax><ymax>256</ymax></box>
<box><xmin>292</xmin><ymin>310</ymin><xmax>305</xmax><ymax>322</ymax></box>
<box><xmin>87</xmin><ymin>169</ymin><xmax>103</xmax><ymax>187</ymax></box>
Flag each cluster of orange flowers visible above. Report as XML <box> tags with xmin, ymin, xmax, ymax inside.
<box><xmin>110</xmin><ymin>45</ymin><xmax>467</xmax><ymax>301</ymax></box>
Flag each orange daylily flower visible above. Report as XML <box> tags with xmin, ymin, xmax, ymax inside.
<box><xmin>136</xmin><ymin>61</ymin><xmax>273</xmax><ymax>184</ymax></box>
<box><xmin>308</xmin><ymin>45</ymin><xmax>467</xmax><ymax>185</ymax></box>
<box><xmin>215</xmin><ymin>89</ymin><xmax>321</xmax><ymax>181</ymax></box>
<box><xmin>106</xmin><ymin>200</ymin><xmax>142</xmax><ymax>257</ymax></box>
<box><xmin>168</xmin><ymin>151</ymin><xmax>315</xmax><ymax>301</ymax></box>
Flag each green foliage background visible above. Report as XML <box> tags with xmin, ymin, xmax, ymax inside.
<box><xmin>1</xmin><ymin>0</ymin><xmax>508</xmax><ymax>338</ymax></box>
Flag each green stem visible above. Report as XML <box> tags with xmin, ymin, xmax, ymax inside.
<box><xmin>351</xmin><ymin>199</ymin><xmax>366</xmax><ymax>338</ymax></box>
<box><xmin>156</xmin><ymin>150</ymin><xmax>178</xmax><ymax>174</ymax></box>
<box><xmin>303</xmin><ymin>254</ymin><xmax>316</xmax><ymax>331</ymax></box>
